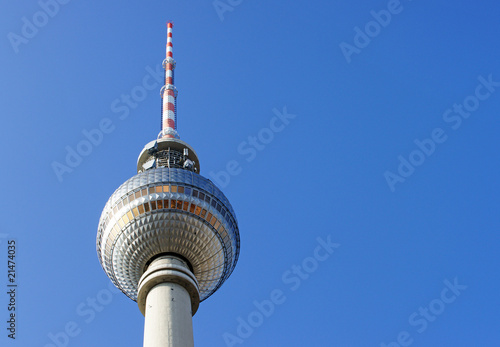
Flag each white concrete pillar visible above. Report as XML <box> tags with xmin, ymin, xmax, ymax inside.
<box><xmin>137</xmin><ymin>256</ymin><xmax>200</xmax><ymax>347</ymax></box>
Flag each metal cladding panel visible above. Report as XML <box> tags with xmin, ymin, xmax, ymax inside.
<box><xmin>97</xmin><ymin>167</ymin><xmax>240</xmax><ymax>302</ymax></box>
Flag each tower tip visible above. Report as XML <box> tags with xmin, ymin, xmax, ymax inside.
<box><xmin>160</xmin><ymin>21</ymin><xmax>178</xmax><ymax>139</ymax></box>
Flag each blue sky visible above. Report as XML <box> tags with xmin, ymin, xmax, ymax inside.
<box><xmin>1</xmin><ymin>0</ymin><xmax>499</xmax><ymax>346</ymax></box>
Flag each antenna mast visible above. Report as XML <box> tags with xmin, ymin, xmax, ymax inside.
<box><xmin>159</xmin><ymin>22</ymin><xmax>179</xmax><ymax>139</ymax></box>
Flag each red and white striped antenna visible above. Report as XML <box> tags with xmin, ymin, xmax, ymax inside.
<box><xmin>159</xmin><ymin>21</ymin><xmax>179</xmax><ymax>139</ymax></box>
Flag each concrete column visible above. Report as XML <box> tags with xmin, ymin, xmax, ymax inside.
<box><xmin>137</xmin><ymin>256</ymin><xmax>200</xmax><ymax>347</ymax></box>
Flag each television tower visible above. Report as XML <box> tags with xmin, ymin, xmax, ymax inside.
<box><xmin>96</xmin><ymin>22</ymin><xmax>240</xmax><ymax>347</ymax></box>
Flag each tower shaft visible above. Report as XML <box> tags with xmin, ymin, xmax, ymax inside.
<box><xmin>143</xmin><ymin>283</ymin><xmax>193</xmax><ymax>347</ymax></box>
<box><xmin>138</xmin><ymin>256</ymin><xmax>200</xmax><ymax>347</ymax></box>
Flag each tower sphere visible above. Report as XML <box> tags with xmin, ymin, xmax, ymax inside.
<box><xmin>96</xmin><ymin>144</ymin><xmax>240</xmax><ymax>301</ymax></box>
